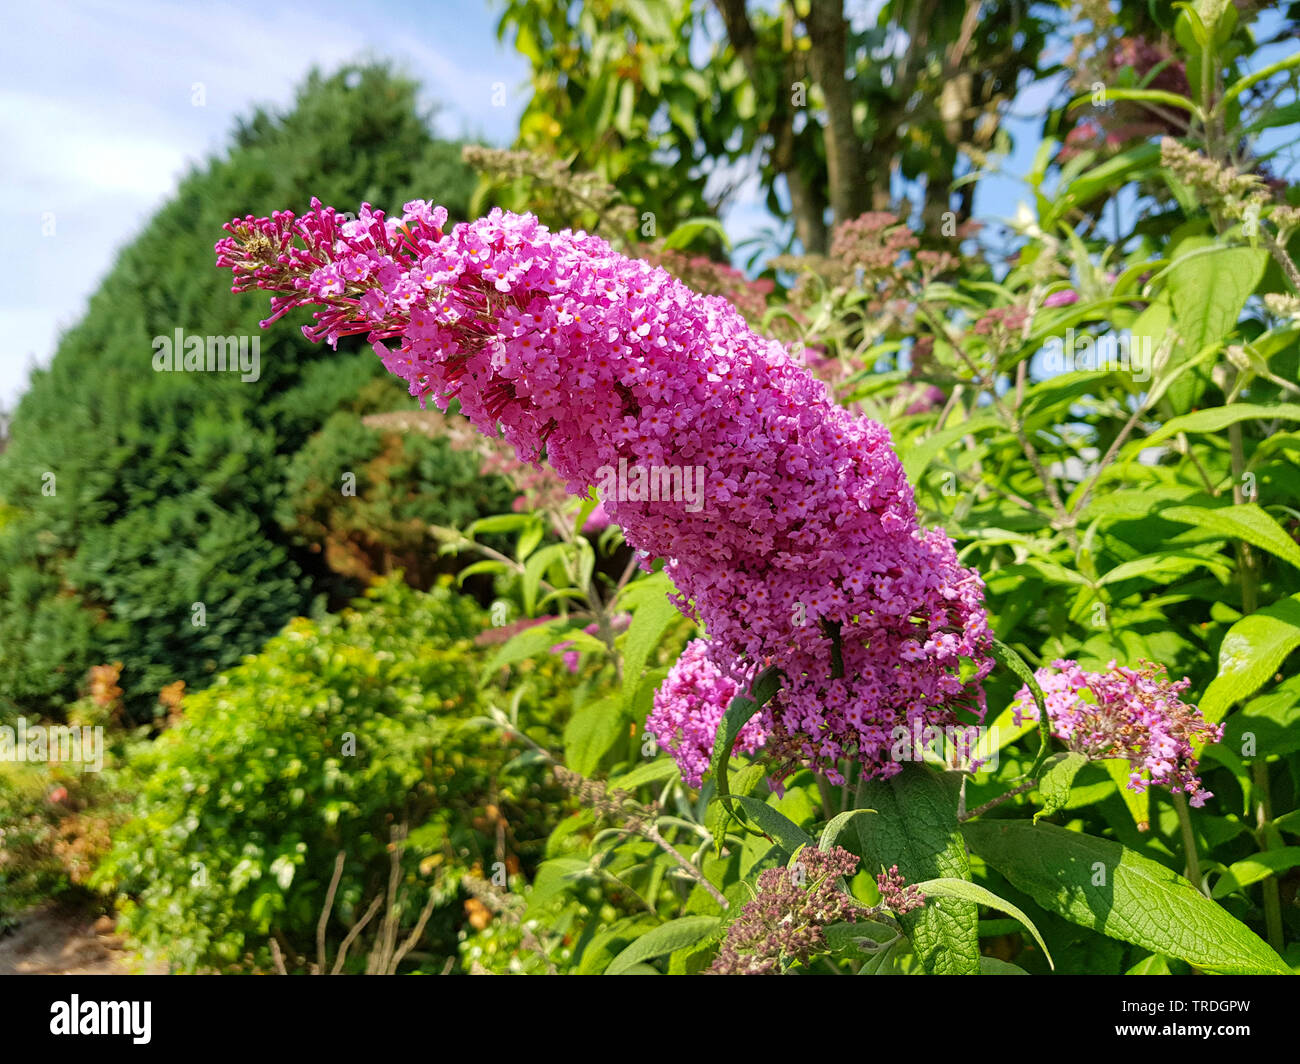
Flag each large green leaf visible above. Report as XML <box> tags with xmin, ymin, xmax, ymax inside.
<box><xmin>1200</xmin><ymin>593</ymin><xmax>1300</xmax><ymax>722</ymax></box>
<box><xmin>1165</xmin><ymin>241</ymin><xmax>1268</xmax><ymax>357</ymax></box>
<box><xmin>617</xmin><ymin>571</ymin><xmax>682</xmax><ymax>714</ymax></box>
<box><xmin>605</xmin><ymin>915</ymin><xmax>721</xmax><ymax>974</ymax></box>
<box><xmin>855</xmin><ymin>764</ymin><xmax>980</xmax><ymax>974</ymax></box>
<box><xmin>563</xmin><ymin>695</ymin><xmax>626</xmax><ymax>776</ymax></box>
<box><xmin>913</xmin><ymin>877</ymin><xmax>1055</xmax><ymax>969</ymax></box>
<box><xmin>963</xmin><ymin>820</ymin><xmax>1290</xmax><ymax>974</ymax></box>
<box><xmin>1162</xmin><ymin>503</ymin><xmax>1300</xmax><ymax>572</ymax></box>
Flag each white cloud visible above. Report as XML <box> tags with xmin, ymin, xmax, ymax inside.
<box><xmin>0</xmin><ymin>0</ymin><xmax>527</xmax><ymax>411</ymax></box>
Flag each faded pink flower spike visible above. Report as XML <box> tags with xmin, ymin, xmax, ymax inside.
<box><xmin>1012</xmin><ymin>659</ymin><xmax>1223</xmax><ymax>807</ymax></box>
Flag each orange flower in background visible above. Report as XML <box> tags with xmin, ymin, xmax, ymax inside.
<box><xmin>87</xmin><ymin>662</ymin><xmax>123</xmax><ymax>708</ymax></box>
<box><xmin>158</xmin><ymin>680</ymin><xmax>186</xmax><ymax>723</ymax></box>
<box><xmin>464</xmin><ymin>898</ymin><xmax>491</xmax><ymax>931</ymax></box>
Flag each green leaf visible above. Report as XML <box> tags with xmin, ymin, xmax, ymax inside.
<box><xmin>972</xmin><ymin>703</ymin><xmax>1038</xmax><ymax>760</ymax></box>
<box><xmin>730</xmin><ymin>794</ymin><xmax>814</xmax><ymax>854</ymax></box>
<box><xmin>605</xmin><ymin>915</ymin><xmax>721</xmax><ymax>974</ymax></box>
<box><xmin>466</xmin><ymin>513</ymin><xmax>534</xmax><ymax>536</ymax></box>
<box><xmin>819</xmin><ymin>808</ymin><xmax>876</xmax><ymax>852</ymax></box>
<box><xmin>526</xmin><ymin>857</ymin><xmax>595</xmax><ymax>911</ymax></box>
<box><xmin>1211</xmin><ymin>848</ymin><xmax>1300</xmax><ymax>899</ymax></box>
<box><xmin>661</xmin><ymin>216</ymin><xmax>731</xmax><ymax>253</ymax></box>
<box><xmin>1162</xmin><ymin>503</ymin><xmax>1300</xmax><ymax>572</ymax></box>
<box><xmin>1069</xmin><ymin>87</ymin><xmax>1200</xmax><ymax>117</ymax></box>
<box><xmin>1221</xmin><ymin>673</ymin><xmax>1300</xmax><ymax>759</ymax></box>
<box><xmin>912</xmin><ymin>877</ymin><xmax>1055</xmax><ymax>970</ymax></box>
<box><xmin>1126</xmin><ymin>953</ymin><xmax>1172</xmax><ymax>974</ymax></box>
<box><xmin>1097</xmin><ymin>549</ymin><xmax>1232</xmax><ymax>586</ymax></box>
<box><xmin>1034</xmin><ymin>751</ymin><xmax>1090</xmax><ymax>823</ymax></box>
<box><xmin>609</xmin><ymin>758</ymin><xmax>680</xmax><ymax>792</ymax></box>
<box><xmin>1200</xmin><ymin>593</ymin><xmax>1300</xmax><ymax>722</ymax></box>
<box><xmin>823</xmin><ymin>919</ymin><xmax>899</xmax><ymax>958</ymax></box>
<box><xmin>618</xmin><ymin>572</ymin><xmax>681</xmax><ymax>714</ymax></box>
<box><xmin>898</xmin><ymin>416</ymin><xmax>999</xmax><ymax>482</ymax></box>
<box><xmin>481</xmin><ymin>619</ymin><xmax>606</xmax><ymax>682</ymax></box>
<box><xmin>708</xmin><ymin>665</ymin><xmax>781</xmax><ymax>824</ymax></box>
<box><xmin>979</xmin><ymin>956</ymin><xmax>1030</xmax><ymax>974</ymax></box>
<box><xmin>1223</xmin><ymin>51</ymin><xmax>1300</xmax><ymax>106</ymax></box>
<box><xmin>963</xmin><ymin>820</ymin><xmax>1290</xmax><ymax>974</ymax></box>
<box><xmin>989</xmin><ymin>638</ymin><xmax>1052</xmax><ymax>776</ymax></box>
<box><xmin>563</xmin><ymin>695</ymin><xmax>626</xmax><ymax>776</ymax></box>
<box><xmin>521</xmin><ymin>542</ymin><xmax>570</xmax><ymax>615</ymax></box>
<box><xmin>1056</xmin><ymin>142</ymin><xmax>1161</xmax><ymax>213</ymax></box>
<box><xmin>855</xmin><ymin>764</ymin><xmax>980</xmax><ymax>974</ymax></box>
<box><xmin>1100</xmin><ymin>757</ymin><xmax>1151</xmax><ymax>831</ymax></box>
<box><xmin>1138</xmin><ymin>403</ymin><xmax>1300</xmax><ymax>450</ymax></box>
<box><xmin>1165</xmin><ymin>240</ymin><xmax>1268</xmax><ymax>356</ymax></box>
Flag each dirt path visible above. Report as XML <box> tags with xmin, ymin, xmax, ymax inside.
<box><xmin>0</xmin><ymin>903</ymin><xmax>156</xmax><ymax>974</ymax></box>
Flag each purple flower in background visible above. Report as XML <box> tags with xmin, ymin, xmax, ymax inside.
<box><xmin>1012</xmin><ymin>659</ymin><xmax>1222</xmax><ymax>807</ymax></box>
<box><xmin>1043</xmin><ymin>289</ymin><xmax>1079</xmax><ymax>308</ymax></box>
<box><xmin>647</xmin><ymin>638</ymin><xmax>767</xmax><ymax>786</ymax></box>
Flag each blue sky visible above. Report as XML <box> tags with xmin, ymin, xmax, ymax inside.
<box><xmin>1</xmin><ymin>0</ymin><xmax>533</xmax><ymax>411</ymax></box>
<box><xmin>2</xmin><ymin>2</ymin><xmax>1294</xmax><ymax>413</ymax></box>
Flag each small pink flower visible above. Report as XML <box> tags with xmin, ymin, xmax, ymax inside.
<box><xmin>1043</xmin><ymin>289</ymin><xmax>1078</xmax><ymax>308</ymax></box>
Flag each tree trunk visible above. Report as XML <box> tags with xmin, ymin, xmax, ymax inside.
<box><xmin>804</xmin><ymin>0</ymin><xmax>871</xmax><ymax>229</ymax></box>
<box><xmin>713</xmin><ymin>0</ymin><xmax>830</xmax><ymax>253</ymax></box>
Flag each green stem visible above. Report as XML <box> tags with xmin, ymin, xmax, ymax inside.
<box><xmin>1252</xmin><ymin>760</ymin><xmax>1285</xmax><ymax>954</ymax></box>
<box><xmin>1228</xmin><ymin>421</ymin><xmax>1282</xmax><ymax>949</ymax></box>
<box><xmin>815</xmin><ymin>774</ymin><xmax>836</xmax><ymax>821</ymax></box>
<box><xmin>1173</xmin><ymin>792</ymin><xmax>1204</xmax><ymax>894</ymax></box>
<box><xmin>1229</xmin><ymin>422</ymin><xmax>1258</xmax><ymax>614</ymax></box>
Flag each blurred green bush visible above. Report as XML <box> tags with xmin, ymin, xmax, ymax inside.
<box><xmin>0</xmin><ymin>64</ymin><xmax>480</xmax><ymax>720</ymax></box>
<box><xmin>93</xmin><ymin>576</ymin><xmax>577</xmax><ymax>973</ymax></box>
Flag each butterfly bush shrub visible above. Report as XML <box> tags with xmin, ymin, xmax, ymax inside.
<box><xmin>214</xmin><ymin>6</ymin><xmax>1300</xmax><ymax>974</ymax></box>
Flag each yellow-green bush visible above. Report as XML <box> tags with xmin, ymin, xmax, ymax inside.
<box><xmin>94</xmin><ymin>576</ymin><xmax>572</xmax><ymax>972</ymax></box>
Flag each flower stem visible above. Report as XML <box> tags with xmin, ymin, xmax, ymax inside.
<box><xmin>1173</xmin><ymin>791</ymin><xmax>1203</xmax><ymax>894</ymax></box>
<box><xmin>1252</xmin><ymin>760</ymin><xmax>1285</xmax><ymax>954</ymax></box>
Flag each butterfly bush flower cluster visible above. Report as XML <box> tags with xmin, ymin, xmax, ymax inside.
<box><xmin>875</xmin><ymin>865</ymin><xmax>925</xmax><ymax>916</ymax></box>
<box><xmin>710</xmin><ymin>846</ymin><xmax>861</xmax><ymax>975</ymax></box>
<box><xmin>216</xmin><ymin>199</ymin><xmax>993</xmax><ymax>784</ymax></box>
<box><xmin>1011</xmin><ymin>659</ymin><xmax>1223</xmax><ymax>807</ymax></box>
<box><xmin>647</xmin><ymin>638</ymin><xmax>767</xmax><ymax>787</ymax></box>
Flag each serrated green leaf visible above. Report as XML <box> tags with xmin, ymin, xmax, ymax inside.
<box><xmin>963</xmin><ymin>820</ymin><xmax>1290</xmax><ymax>974</ymax></box>
<box><xmin>855</xmin><ymin>764</ymin><xmax>980</xmax><ymax>974</ymax></box>
<box><xmin>1034</xmin><ymin>751</ymin><xmax>1090</xmax><ymax>823</ymax></box>
<box><xmin>1201</xmin><ymin>593</ymin><xmax>1300</xmax><ymax>722</ymax></box>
